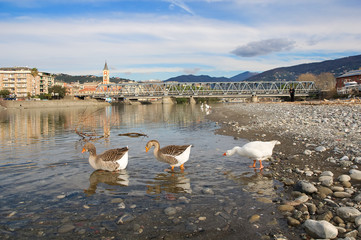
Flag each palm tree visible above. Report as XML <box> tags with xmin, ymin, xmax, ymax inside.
<box><xmin>30</xmin><ymin>68</ymin><xmax>38</xmax><ymax>96</ymax></box>
<box><xmin>31</xmin><ymin>68</ymin><xmax>38</xmax><ymax>78</ymax></box>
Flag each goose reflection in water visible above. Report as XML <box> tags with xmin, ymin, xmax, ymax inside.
<box><xmin>223</xmin><ymin>169</ymin><xmax>277</xmax><ymax>199</ymax></box>
<box><xmin>84</xmin><ymin>169</ymin><xmax>129</xmax><ymax>195</ymax></box>
<box><xmin>146</xmin><ymin>171</ymin><xmax>192</xmax><ymax>195</ymax></box>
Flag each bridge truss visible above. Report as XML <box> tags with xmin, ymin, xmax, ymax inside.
<box><xmin>91</xmin><ymin>81</ymin><xmax>318</xmax><ymax>98</ymax></box>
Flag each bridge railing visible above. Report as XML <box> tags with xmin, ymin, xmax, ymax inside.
<box><xmin>91</xmin><ymin>81</ymin><xmax>318</xmax><ymax>98</ymax></box>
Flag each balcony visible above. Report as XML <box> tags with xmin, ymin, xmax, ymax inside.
<box><xmin>17</xmin><ymin>79</ymin><xmax>27</xmax><ymax>83</ymax></box>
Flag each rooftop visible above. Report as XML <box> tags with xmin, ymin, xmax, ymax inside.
<box><xmin>337</xmin><ymin>69</ymin><xmax>361</xmax><ymax>78</ymax></box>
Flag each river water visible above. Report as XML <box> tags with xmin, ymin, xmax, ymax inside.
<box><xmin>0</xmin><ymin>103</ymin><xmax>288</xmax><ymax>239</ymax></box>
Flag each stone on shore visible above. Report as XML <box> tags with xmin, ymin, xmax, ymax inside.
<box><xmin>336</xmin><ymin>207</ymin><xmax>361</xmax><ymax>222</ymax></box>
<box><xmin>295</xmin><ymin>180</ymin><xmax>317</xmax><ymax>194</ymax></box>
<box><xmin>303</xmin><ymin>220</ymin><xmax>338</xmax><ymax>239</ymax></box>
<box><xmin>349</xmin><ymin>169</ymin><xmax>361</xmax><ymax>180</ymax></box>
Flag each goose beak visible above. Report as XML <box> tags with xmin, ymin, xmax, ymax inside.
<box><xmin>82</xmin><ymin>148</ymin><xmax>86</xmax><ymax>153</ymax></box>
<box><xmin>223</xmin><ymin>152</ymin><xmax>227</xmax><ymax>156</ymax></box>
<box><xmin>145</xmin><ymin>147</ymin><xmax>149</xmax><ymax>152</ymax></box>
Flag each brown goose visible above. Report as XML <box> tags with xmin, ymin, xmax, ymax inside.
<box><xmin>145</xmin><ymin>140</ymin><xmax>192</xmax><ymax>171</ymax></box>
<box><xmin>82</xmin><ymin>142</ymin><xmax>129</xmax><ymax>171</ymax></box>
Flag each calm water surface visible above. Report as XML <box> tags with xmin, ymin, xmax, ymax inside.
<box><xmin>0</xmin><ymin>104</ymin><xmax>287</xmax><ymax>239</ymax></box>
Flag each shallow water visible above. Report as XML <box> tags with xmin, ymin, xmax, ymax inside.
<box><xmin>0</xmin><ymin>104</ymin><xmax>289</xmax><ymax>239</ymax></box>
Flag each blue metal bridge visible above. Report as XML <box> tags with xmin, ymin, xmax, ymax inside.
<box><xmin>85</xmin><ymin>81</ymin><xmax>318</xmax><ymax>99</ymax></box>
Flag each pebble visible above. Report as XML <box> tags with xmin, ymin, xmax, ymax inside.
<box><xmin>349</xmin><ymin>169</ymin><xmax>361</xmax><ymax>180</ymax></box>
<box><xmin>102</xmin><ymin>221</ymin><xmax>118</xmax><ymax>232</ymax></box>
<box><xmin>249</xmin><ymin>214</ymin><xmax>260</xmax><ymax>223</ymax></box>
<box><xmin>111</xmin><ymin>198</ymin><xmax>124</xmax><ymax>203</ymax></box>
<box><xmin>117</xmin><ymin>214</ymin><xmax>135</xmax><ymax>224</ymax></box>
<box><xmin>303</xmin><ymin>219</ymin><xmax>338</xmax><ymax>239</ymax></box>
<box><xmin>318</xmin><ymin>175</ymin><xmax>333</xmax><ymax>187</ymax></box>
<box><xmin>164</xmin><ymin>207</ymin><xmax>177</xmax><ymax>216</ymax></box>
<box><xmin>278</xmin><ymin>205</ymin><xmax>294</xmax><ymax>212</ymax></box>
<box><xmin>315</xmin><ymin>146</ymin><xmax>327</xmax><ymax>152</ymax></box>
<box><xmin>338</xmin><ymin>174</ymin><xmax>351</xmax><ymax>182</ymax></box>
<box><xmin>337</xmin><ymin>207</ymin><xmax>361</xmax><ymax>222</ymax></box>
<box><xmin>201</xmin><ymin>188</ymin><xmax>214</xmax><ymax>195</ymax></box>
<box><xmin>333</xmin><ymin>192</ymin><xmax>352</xmax><ymax>198</ymax></box>
<box><xmin>287</xmin><ymin>217</ymin><xmax>300</xmax><ymax>226</ymax></box>
<box><xmin>58</xmin><ymin>224</ymin><xmax>75</xmax><ymax>233</ymax></box>
<box><xmin>295</xmin><ymin>180</ymin><xmax>317</xmax><ymax>194</ymax></box>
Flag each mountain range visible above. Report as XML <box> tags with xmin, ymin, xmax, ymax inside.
<box><xmin>246</xmin><ymin>54</ymin><xmax>361</xmax><ymax>82</ymax></box>
<box><xmin>54</xmin><ymin>54</ymin><xmax>361</xmax><ymax>83</ymax></box>
<box><xmin>166</xmin><ymin>54</ymin><xmax>361</xmax><ymax>83</ymax></box>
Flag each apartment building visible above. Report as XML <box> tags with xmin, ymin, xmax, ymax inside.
<box><xmin>0</xmin><ymin>67</ymin><xmax>54</xmax><ymax>98</ymax></box>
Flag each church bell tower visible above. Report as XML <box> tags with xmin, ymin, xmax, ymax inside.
<box><xmin>103</xmin><ymin>61</ymin><xmax>109</xmax><ymax>84</ymax></box>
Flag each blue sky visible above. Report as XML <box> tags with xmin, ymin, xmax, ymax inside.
<box><xmin>1</xmin><ymin>0</ymin><xmax>361</xmax><ymax>81</ymax></box>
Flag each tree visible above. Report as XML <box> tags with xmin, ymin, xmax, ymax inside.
<box><xmin>48</xmin><ymin>85</ymin><xmax>66</xmax><ymax>99</ymax></box>
<box><xmin>0</xmin><ymin>89</ymin><xmax>11</xmax><ymax>98</ymax></box>
<box><xmin>297</xmin><ymin>73</ymin><xmax>317</xmax><ymax>82</ymax></box>
<box><xmin>30</xmin><ymin>68</ymin><xmax>39</xmax><ymax>96</ymax></box>
<box><xmin>297</xmin><ymin>72</ymin><xmax>336</xmax><ymax>91</ymax></box>
<box><xmin>316</xmin><ymin>72</ymin><xmax>336</xmax><ymax>90</ymax></box>
<box><xmin>31</xmin><ymin>68</ymin><xmax>38</xmax><ymax>78</ymax></box>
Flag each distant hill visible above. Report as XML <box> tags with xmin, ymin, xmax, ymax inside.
<box><xmin>230</xmin><ymin>71</ymin><xmax>259</xmax><ymax>81</ymax></box>
<box><xmin>165</xmin><ymin>74</ymin><xmax>230</xmax><ymax>82</ymax></box>
<box><xmin>164</xmin><ymin>55</ymin><xmax>361</xmax><ymax>83</ymax></box>
<box><xmin>246</xmin><ymin>54</ymin><xmax>361</xmax><ymax>82</ymax></box>
<box><xmin>54</xmin><ymin>54</ymin><xmax>361</xmax><ymax>84</ymax></box>
<box><xmin>54</xmin><ymin>73</ymin><xmax>132</xmax><ymax>84</ymax></box>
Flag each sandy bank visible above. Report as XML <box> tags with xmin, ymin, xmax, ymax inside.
<box><xmin>1</xmin><ymin>99</ymin><xmax>110</xmax><ymax>109</ymax></box>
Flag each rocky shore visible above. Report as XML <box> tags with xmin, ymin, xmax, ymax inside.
<box><xmin>207</xmin><ymin>100</ymin><xmax>361</xmax><ymax>239</ymax></box>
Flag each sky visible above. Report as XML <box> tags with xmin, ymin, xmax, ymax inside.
<box><xmin>1</xmin><ymin>0</ymin><xmax>361</xmax><ymax>81</ymax></box>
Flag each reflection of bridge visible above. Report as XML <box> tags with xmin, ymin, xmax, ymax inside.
<box><xmin>82</xmin><ymin>81</ymin><xmax>318</xmax><ymax>99</ymax></box>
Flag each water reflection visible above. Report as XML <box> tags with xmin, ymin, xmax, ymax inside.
<box><xmin>84</xmin><ymin>169</ymin><xmax>129</xmax><ymax>196</ymax></box>
<box><xmin>146</xmin><ymin>171</ymin><xmax>192</xmax><ymax>195</ymax></box>
<box><xmin>223</xmin><ymin>169</ymin><xmax>277</xmax><ymax>199</ymax></box>
<box><xmin>0</xmin><ymin>104</ymin><xmax>206</xmax><ymax>146</ymax></box>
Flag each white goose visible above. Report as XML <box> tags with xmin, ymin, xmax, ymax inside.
<box><xmin>82</xmin><ymin>142</ymin><xmax>129</xmax><ymax>171</ymax></box>
<box><xmin>145</xmin><ymin>140</ymin><xmax>192</xmax><ymax>171</ymax></box>
<box><xmin>223</xmin><ymin>140</ymin><xmax>280</xmax><ymax>169</ymax></box>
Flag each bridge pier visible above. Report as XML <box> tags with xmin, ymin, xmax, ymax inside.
<box><xmin>162</xmin><ymin>97</ymin><xmax>175</xmax><ymax>104</ymax></box>
<box><xmin>189</xmin><ymin>96</ymin><xmax>196</xmax><ymax>104</ymax></box>
<box><xmin>251</xmin><ymin>95</ymin><xmax>258</xmax><ymax>102</ymax></box>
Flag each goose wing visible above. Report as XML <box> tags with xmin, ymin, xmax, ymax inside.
<box><xmin>157</xmin><ymin>145</ymin><xmax>191</xmax><ymax>165</ymax></box>
<box><xmin>160</xmin><ymin>145</ymin><xmax>190</xmax><ymax>156</ymax></box>
<box><xmin>98</xmin><ymin>147</ymin><xmax>129</xmax><ymax>162</ymax></box>
<box><xmin>242</xmin><ymin>141</ymin><xmax>274</xmax><ymax>159</ymax></box>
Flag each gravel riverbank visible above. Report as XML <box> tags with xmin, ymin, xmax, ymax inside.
<box><xmin>207</xmin><ymin>100</ymin><xmax>361</xmax><ymax>239</ymax></box>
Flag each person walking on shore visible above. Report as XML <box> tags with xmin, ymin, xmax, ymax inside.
<box><xmin>289</xmin><ymin>88</ymin><xmax>295</xmax><ymax>102</ymax></box>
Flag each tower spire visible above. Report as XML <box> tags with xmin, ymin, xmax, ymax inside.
<box><xmin>103</xmin><ymin>61</ymin><xmax>109</xmax><ymax>71</ymax></box>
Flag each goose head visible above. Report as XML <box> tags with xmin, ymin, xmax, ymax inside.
<box><xmin>145</xmin><ymin>140</ymin><xmax>159</xmax><ymax>152</ymax></box>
